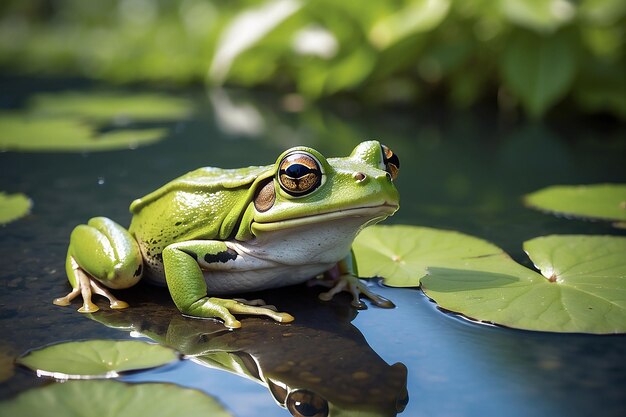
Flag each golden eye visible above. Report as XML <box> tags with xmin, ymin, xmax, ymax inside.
<box><xmin>278</xmin><ymin>152</ymin><xmax>322</xmax><ymax>196</ymax></box>
<box><xmin>381</xmin><ymin>144</ymin><xmax>400</xmax><ymax>181</ymax></box>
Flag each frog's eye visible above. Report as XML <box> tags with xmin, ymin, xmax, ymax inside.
<box><xmin>278</xmin><ymin>152</ymin><xmax>323</xmax><ymax>196</ymax></box>
<box><xmin>286</xmin><ymin>389</ymin><xmax>329</xmax><ymax>417</ymax></box>
<box><xmin>381</xmin><ymin>144</ymin><xmax>400</xmax><ymax>181</ymax></box>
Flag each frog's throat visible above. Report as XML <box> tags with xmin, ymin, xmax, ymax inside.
<box><xmin>250</xmin><ymin>203</ymin><xmax>398</xmax><ymax>233</ymax></box>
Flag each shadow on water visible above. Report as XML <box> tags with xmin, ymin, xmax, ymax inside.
<box><xmin>0</xmin><ymin>77</ymin><xmax>625</xmax><ymax>416</ymax></box>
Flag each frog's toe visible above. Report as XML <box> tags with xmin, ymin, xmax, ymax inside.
<box><xmin>221</xmin><ymin>298</ymin><xmax>294</xmax><ymax>324</ymax></box>
<box><xmin>318</xmin><ymin>274</ymin><xmax>396</xmax><ymax>310</ymax></box>
<box><xmin>110</xmin><ymin>300</ymin><xmax>129</xmax><ymax>309</ymax></box>
<box><xmin>89</xmin><ymin>279</ymin><xmax>129</xmax><ymax>310</ymax></box>
<box><xmin>53</xmin><ymin>287</ymin><xmax>81</xmax><ymax>307</ymax></box>
<box><xmin>223</xmin><ymin>317</ymin><xmax>242</xmax><ymax>329</ymax></box>
<box><xmin>78</xmin><ymin>301</ymin><xmax>100</xmax><ymax>313</ymax></box>
<box><xmin>365</xmin><ymin>291</ymin><xmax>395</xmax><ymax>309</ymax></box>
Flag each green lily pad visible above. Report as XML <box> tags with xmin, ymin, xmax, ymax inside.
<box><xmin>29</xmin><ymin>92</ymin><xmax>193</xmax><ymax>122</ymax></box>
<box><xmin>354</xmin><ymin>226</ymin><xmax>626</xmax><ymax>333</ymax></box>
<box><xmin>17</xmin><ymin>340</ymin><xmax>179</xmax><ymax>378</ymax></box>
<box><xmin>0</xmin><ymin>91</ymin><xmax>192</xmax><ymax>153</ymax></box>
<box><xmin>422</xmin><ymin>235</ymin><xmax>626</xmax><ymax>333</ymax></box>
<box><xmin>525</xmin><ymin>184</ymin><xmax>626</xmax><ymax>225</ymax></box>
<box><xmin>0</xmin><ymin>115</ymin><xmax>167</xmax><ymax>152</ymax></box>
<box><xmin>0</xmin><ymin>192</ymin><xmax>32</xmax><ymax>224</ymax></box>
<box><xmin>0</xmin><ymin>380</ymin><xmax>233</xmax><ymax>417</ymax></box>
<box><xmin>353</xmin><ymin>225</ymin><xmax>503</xmax><ymax>287</ymax></box>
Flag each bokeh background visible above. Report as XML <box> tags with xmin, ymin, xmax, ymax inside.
<box><xmin>1</xmin><ymin>0</ymin><xmax>624</xmax><ymax>119</ymax></box>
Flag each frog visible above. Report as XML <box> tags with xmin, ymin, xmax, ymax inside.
<box><xmin>53</xmin><ymin>140</ymin><xmax>400</xmax><ymax>328</ymax></box>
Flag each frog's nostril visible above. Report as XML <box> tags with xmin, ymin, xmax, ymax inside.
<box><xmin>353</xmin><ymin>172</ymin><xmax>367</xmax><ymax>183</ymax></box>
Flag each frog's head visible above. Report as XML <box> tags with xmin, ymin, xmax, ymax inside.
<box><xmin>249</xmin><ymin>141</ymin><xmax>399</xmax><ymax>235</ymax></box>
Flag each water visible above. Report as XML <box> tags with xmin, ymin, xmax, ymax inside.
<box><xmin>1</xmin><ymin>76</ymin><xmax>625</xmax><ymax>417</ymax></box>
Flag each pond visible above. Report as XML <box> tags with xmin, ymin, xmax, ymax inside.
<box><xmin>1</xmin><ymin>76</ymin><xmax>625</xmax><ymax>417</ymax></box>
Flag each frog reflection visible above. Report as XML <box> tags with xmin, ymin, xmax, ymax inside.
<box><xmin>90</xmin><ymin>284</ymin><xmax>409</xmax><ymax>417</ymax></box>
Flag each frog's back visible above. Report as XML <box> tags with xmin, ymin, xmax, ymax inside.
<box><xmin>128</xmin><ymin>165</ymin><xmax>270</xmax><ymax>279</ymax></box>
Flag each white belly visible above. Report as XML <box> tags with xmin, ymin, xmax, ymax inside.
<box><xmin>203</xmin><ymin>216</ymin><xmax>365</xmax><ymax>293</ymax></box>
<box><xmin>144</xmin><ymin>215</ymin><xmax>373</xmax><ymax>294</ymax></box>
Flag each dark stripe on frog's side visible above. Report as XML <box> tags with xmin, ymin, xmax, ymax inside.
<box><xmin>204</xmin><ymin>249</ymin><xmax>238</xmax><ymax>264</ymax></box>
<box><xmin>133</xmin><ymin>264</ymin><xmax>143</xmax><ymax>277</ymax></box>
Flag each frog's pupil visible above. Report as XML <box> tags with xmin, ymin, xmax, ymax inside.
<box><xmin>285</xmin><ymin>163</ymin><xmax>313</xmax><ymax>178</ymax></box>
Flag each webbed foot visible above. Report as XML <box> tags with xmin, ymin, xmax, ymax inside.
<box><xmin>54</xmin><ymin>257</ymin><xmax>129</xmax><ymax>313</ymax></box>
<box><xmin>186</xmin><ymin>297</ymin><xmax>294</xmax><ymax>329</ymax></box>
<box><xmin>310</xmin><ymin>274</ymin><xmax>395</xmax><ymax>310</ymax></box>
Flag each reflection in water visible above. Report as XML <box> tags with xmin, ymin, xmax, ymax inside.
<box><xmin>90</xmin><ymin>284</ymin><xmax>409</xmax><ymax>417</ymax></box>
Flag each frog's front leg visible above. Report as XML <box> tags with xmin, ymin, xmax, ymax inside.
<box><xmin>315</xmin><ymin>251</ymin><xmax>395</xmax><ymax>309</ymax></box>
<box><xmin>54</xmin><ymin>217</ymin><xmax>143</xmax><ymax>313</ymax></box>
<box><xmin>162</xmin><ymin>240</ymin><xmax>294</xmax><ymax>329</ymax></box>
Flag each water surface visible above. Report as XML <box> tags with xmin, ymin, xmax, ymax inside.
<box><xmin>1</xmin><ymin>77</ymin><xmax>625</xmax><ymax>417</ymax></box>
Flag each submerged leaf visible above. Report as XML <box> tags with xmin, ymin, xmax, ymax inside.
<box><xmin>17</xmin><ymin>340</ymin><xmax>179</xmax><ymax>378</ymax></box>
<box><xmin>0</xmin><ymin>380</ymin><xmax>233</xmax><ymax>417</ymax></box>
<box><xmin>0</xmin><ymin>192</ymin><xmax>32</xmax><ymax>224</ymax></box>
<box><xmin>525</xmin><ymin>184</ymin><xmax>626</xmax><ymax>225</ymax></box>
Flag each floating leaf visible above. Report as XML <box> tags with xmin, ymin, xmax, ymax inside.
<box><xmin>0</xmin><ymin>192</ymin><xmax>32</xmax><ymax>224</ymax></box>
<box><xmin>525</xmin><ymin>184</ymin><xmax>626</xmax><ymax>225</ymax></box>
<box><xmin>0</xmin><ymin>115</ymin><xmax>166</xmax><ymax>153</ymax></box>
<box><xmin>354</xmin><ymin>226</ymin><xmax>626</xmax><ymax>333</ymax></box>
<box><xmin>29</xmin><ymin>92</ymin><xmax>193</xmax><ymax>122</ymax></box>
<box><xmin>0</xmin><ymin>380</ymin><xmax>233</xmax><ymax>417</ymax></box>
<box><xmin>17</xmin><ymin>340</ymin><xmax>179</xmax><ymax>378</ymax></box>
<box><xmin>421</xmin><ymin>235</ymin><xmax>626</xmax><ymax>333</ymax></box>
<box><xmin>353</xmin><ymin>225</ymin><xmax>503</xmax><ymax>287</ymax></box>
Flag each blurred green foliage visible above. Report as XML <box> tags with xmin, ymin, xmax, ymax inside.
<box><xmin>0</xmin><ymin>0</ymin><xmax>624</xmax><ymax>118</ymax></box>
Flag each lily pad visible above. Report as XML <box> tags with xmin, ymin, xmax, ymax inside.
<box><xmin>353</xmin><ymin>225</ymin><xmax>503</xmax><ymax>287</ymax></box>
<box><xmin>17</xmin><ymin>340</ymin><xmax>179</xmax><ymax>378</ymax></box>
<box><xmin>354</xmin><ymin>226</ymin><xmax>626</xmax><ymax>333</ymax></box>
<box><xmin>422</xmin><ymin>235</ymin><xmax>626</xmax><ymax>333</ymax></box>
<box><xmin>525</xmin><ymin>184</ymin><xmax>626</xmax><ymax>225</ymax></box>
<box><xmin>0</xmin><ymin>192</ymin><xmax>32</xmax><ymax>224</ymax></box>
<box><xmin>0</xmin><ymin>91</ymin><xmax>193</xmax><ymax>153</ymax></box>
<box><xmin>29</xmin><ymin>92</ymin><xmax>193</xmax><ymax>122</ymax></box>
<box><xmin>0</xmin><ymin>115</ymin><xmax>167</xmax><ymax>153</ymax></box>
<box><xmin>0</xmin><ymin>380</ymin><xmax>233</xmax><ymax>417</ymax></box>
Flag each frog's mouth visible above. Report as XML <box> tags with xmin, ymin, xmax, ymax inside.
<box><xmin>251</xmin><ymin>202</ymin><xmax>398</xmax><ymax>232</ymax></box>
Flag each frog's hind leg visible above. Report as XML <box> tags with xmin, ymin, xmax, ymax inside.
<box><xmin>54</xmin><ymin>217</ymin><xmax>142</xmax><ymax>313</ymax></box>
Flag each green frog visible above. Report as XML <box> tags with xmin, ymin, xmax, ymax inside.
<box><xmin>54</xmin><ymin>141</ymin><xmax>400</xmax><ymax>328</ymax></box>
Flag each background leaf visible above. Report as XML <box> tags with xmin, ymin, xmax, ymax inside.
<box><xmin>500</xmin><ymin>29</ymin><xmax>578</xmax><ymax>117</ymax></box>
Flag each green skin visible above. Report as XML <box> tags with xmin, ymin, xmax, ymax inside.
<box><xmin>54</xmin><ymin>141</ymin><xmax>400</xmax><ymax>328</ymax></box>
